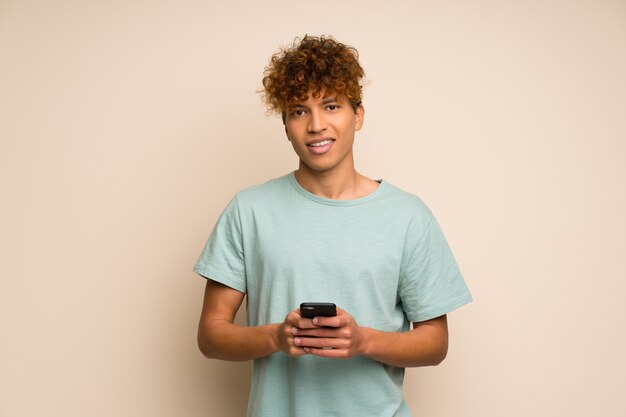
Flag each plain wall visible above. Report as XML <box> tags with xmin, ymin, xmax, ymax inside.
<box><xmin>1</xmin><ymin>1</ymin><xmax>625</xmax><ymax>416</ymax></box>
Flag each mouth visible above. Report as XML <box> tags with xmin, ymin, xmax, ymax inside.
<box><xmin>306</xmin><ymin>138</ymin><xmax>335</xmax><ymax>147</ymax></box>
<box><xmin>306</xmin><ymin>138</ymin><xmax>335</xmax><ymax>155</ymax></box>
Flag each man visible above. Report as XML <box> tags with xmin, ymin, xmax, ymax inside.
<box><xmin>194</xmin><ymin>35</ymin><xmax>472</xmax><ymax>417</ymax></box>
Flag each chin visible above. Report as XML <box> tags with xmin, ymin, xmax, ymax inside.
<box><xmin>301</xmin><ymin>161</ymin><xmax>336</xmax><ymax>173</ymax></box>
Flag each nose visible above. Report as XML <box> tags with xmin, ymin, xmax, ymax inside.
<box><xmin>307</xmin><ymin>109</ymin><xmax>327</xmax><ymax>133</ymax></box>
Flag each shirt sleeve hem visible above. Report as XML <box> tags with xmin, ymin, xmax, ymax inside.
<box><xmin>406</xmin><ymin>295</ymin><xmax>473</xmax><ymax>323</ymax></box>
<box><xmin>193</xmin><ymin>265</ymin><xmax>247</xmax><ymax>294</ymax></box>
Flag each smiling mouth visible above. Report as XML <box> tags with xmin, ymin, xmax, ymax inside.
<box><xmin>307</xmin><ymin>139</ymin><xmax>334</xmax><ymax>147</ymax></box>
<box><xmin>306</xmin><ymin>138</ymin><xmax>335</xmax><ymax>155</ymax></box>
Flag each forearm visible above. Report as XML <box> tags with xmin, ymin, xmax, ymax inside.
<box><xmin>198</xmin><ymin>319</ymin><xmax>280</xmax><ymax>361</ymax></box>
<box><xmin>360</xmin><ymin>322</ymin><xmax>448</xmax><ymax>368</ymax></box>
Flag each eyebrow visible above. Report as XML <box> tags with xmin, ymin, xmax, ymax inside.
<box><xmin>288</xmin><ymin>97</ymin><xmax>338</xmax><ymax>109</ymax></box>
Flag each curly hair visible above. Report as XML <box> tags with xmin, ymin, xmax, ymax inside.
<box><xmin>261</xmin><ymin>35</ymin><xmax>365</xmax><ymax>116</ymax></box>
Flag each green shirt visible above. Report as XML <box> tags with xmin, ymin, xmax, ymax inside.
<box><xmin>194</xmin><ymin>172</ymin><xmax>472</xmax><ymax>417</ymax></box>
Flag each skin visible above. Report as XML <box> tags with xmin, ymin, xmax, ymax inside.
<box><xmin>198</xmin><ymin>90</ymin><xmax>449</xmax><ymax>367</ymax></box>
<box><xmin>198</xmin><ymin>280</ymin><xmax>448</xmax><ymax>367</ymax></box>
<box><xmin>283</xmin><ymin>92</ymin><xmax>379</xmax><ymax>200</ymax></box>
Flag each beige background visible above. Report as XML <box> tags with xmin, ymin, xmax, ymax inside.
<box><xmin>1</xmin><ymin>1</ymin><xmax>625</xmax><ymax>416</ymax></box>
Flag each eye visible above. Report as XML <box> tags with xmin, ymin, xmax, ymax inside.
<box><xmin>290</xmin><ymin>109</ymin><xmax>306</xmax><ymax>117</ymax></box>
<box><xmin>326</xmin><ymin>105</ymin><xmax>339</xmax><ymax>111</ymax></box>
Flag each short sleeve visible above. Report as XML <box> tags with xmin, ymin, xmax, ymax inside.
<box><xmin>399</xmin><ymin>217</ymin><xmax>472</xmax><ymax>322</ymax></box>
<box><xmin>193</xmin><ymin>194</ymin><xmax>246</xmax><ymax>293</ymax></box>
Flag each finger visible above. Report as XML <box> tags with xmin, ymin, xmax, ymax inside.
<box><xmin>288</xmin><ymin>346</ymin><xmax>308</xmax><ymax>356</ymax></box>
<box><xmin>303</xmin><ymin>347</ymin><xmax>350</xmax><ymax>359</ymax></box>
<box><xmin>295</xmin><ymin>318</ymin><xmax>319</xmax><ymax>329</ymax></box>
<box><xmin>311</xmin><ymin>315</ymin><xmax>348</xmax><ymax>328</ymax></box>
<box><xmin>286</xmin><ymin>335</ymin><xmax>308</xmax><ymax>356</ymax></box>
<box><xmin>336</xmin><ymin>307</ymin><xmax>348</xmax><ymax>315</ymax></box>
<box><xmin>313</xmin><ymin>307</ymin><xmax>353</xmax><ymax>327</ymax></box>
<box><xmin>286</xmin><ymin>312</ymin><xmax>318</xmax><ymax>329</ymax></box>
<box><xmin>286</xmin><ymin>309</ymin><xmax>301</xmax><ymax>322</ymax></box>
<box><xmin>315</xmin><ymin>306</ymin><xmax>356</xmax><ymax>328</ymax></box>
<box><xmin>294</xmin><ymin>337</ymin><xmax>349</xmax><ymax>350</ymax></box>
<box><xmin>293</xmin><ymin>328</ymin><xmax>339</xmax><ymax>338</ymax></box>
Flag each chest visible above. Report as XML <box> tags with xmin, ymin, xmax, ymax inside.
<box><xmin>241</xmin><ymin>205</ymin><xmax>409</xmax><ymax>300</ymax></box>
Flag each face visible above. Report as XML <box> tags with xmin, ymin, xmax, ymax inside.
<box><xmin>284</xmin><ymin>91</ymin><xmax>364</xmax><ymax>176</ymax></box>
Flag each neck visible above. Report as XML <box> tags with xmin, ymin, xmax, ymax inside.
<box><xmin>294</xmin><ymin>160</ymin><xmax>378</xmax><ymax>200</ymax></box>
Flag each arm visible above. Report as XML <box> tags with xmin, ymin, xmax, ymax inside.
<box><xmin>292</xmin><ymin>308</ymin><xmax>448</xmax><ymax>368</ymax></box>
<box><xmin>361</xmin><ymin>316</ymin><xmax>448</xmax><ymax>367</ymax></box>
<box><xmin>197</xmin><ymin>279</ymin><xmax>308</xmax><ymax>361</ymax></box>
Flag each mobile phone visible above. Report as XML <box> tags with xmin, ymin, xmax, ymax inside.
<box><xmin>300</xmin><ymin>302</ymin><xmax>337</xmax><ymax>319</ymax></box>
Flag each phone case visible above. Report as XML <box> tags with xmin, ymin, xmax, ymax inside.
<box><xmin>300</xmin><ymin>302</ymin><xmax>337</xmax><ymax>318</ymax></box>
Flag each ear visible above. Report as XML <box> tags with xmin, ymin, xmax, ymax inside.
<box><xmin>354</xmin><ymin>105</ymin><xmax>365</xmax><ymax>131</ymax></box>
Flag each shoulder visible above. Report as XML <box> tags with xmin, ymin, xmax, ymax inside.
<box><xmin>233</xmin><ymin>173</ymin><xmax>293</xmax><ymax>208</ymax></box>
<box><xmin>378</xmin><ymin>181</ymin><xmax>434</xmax><ymax>221</ymax></box>
<box><xmin>374</xmin><ymin>181</ymin><xmax>441</xmax><ymax>246</ymax></box>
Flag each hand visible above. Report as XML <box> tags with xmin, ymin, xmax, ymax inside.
<box><xmin>292</xmin><ymin>307</ymin><xmax>365</xmax><ymax>359</ymax></box>
<box><xmin>275</xmin><ymin>308</ymin><xmax>319</xmax><ymax>357</ymax></box>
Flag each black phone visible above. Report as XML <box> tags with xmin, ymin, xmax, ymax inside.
<box><xmin>300</xmin><ymin>302</ymin><xmax>337</xmax><ymax>319</ymax></box>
